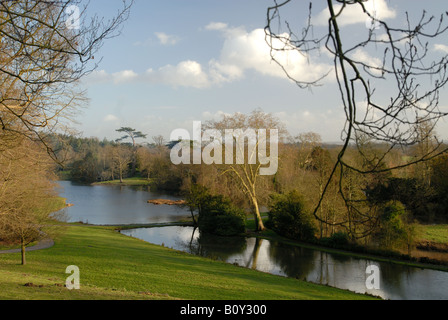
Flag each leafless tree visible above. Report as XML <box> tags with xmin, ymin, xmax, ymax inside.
<box><xmin>0</xmin><ymin>0</ymin><xmax>133</xmax><ymax>160</ymax></box>
<box><xmin>0</xmin><ymin>1</ymin><xmax>133</xmax><ymax>259</ymax></box>
<box><xmin>112</xmin><ymin>144</ymin><xmax>132</xmax><ymax>183</ymax></box>
<box><xmin>265</xmin><ymin>0</ymin><xmax>448</xmax><ymax>238</ymax></box>
<box><xmin>205</xmin><ymin>109</ymin><xmax>288</xmax><ymax>231</ymax></box>
<box><xmin>0</xmin><ymin>138</ymin><xmax>63</xmax><ymax>265</ymax></box>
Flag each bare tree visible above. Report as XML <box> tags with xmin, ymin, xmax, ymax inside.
<box><xmin>152</xmin><ymin>135</ymin><xmax>166</xmax><ymax>147</ymax></box>
<box><xmin>265</xmin><ymin>0</ymin><xmax>448</xmax><ymax>239</ymax></box>
<box><xmin>0</xmin><ymin>0</ymin><xmax>133</xmax><ymax>159</ymax></box>
<box><xmin>0</xmin><ymin>139</ymin><xmax>62</xmax><ymax>265</ymax></box>
<box><xmin>205</xmin><ymin>109</ymin><xmax>288</xmax><ymax>231</ymax></box>
<box><xmin>136</xmin><ymin>146</ymin><xmax>153</xmax><ymax>180</ymax></box>
<box><xmin>0</xmin><ymin>1</ymin><xmax>133</xmax><ymax>260</ymax></box>
<box><xmin>112</xmin><ymin>144</ymin><xmax>132</xmax><ymax>183</ymax></box>
<box><xmin>295</xmin><ymin>132</ymin><xmax>322</xmax><ymax>168</ymax></box>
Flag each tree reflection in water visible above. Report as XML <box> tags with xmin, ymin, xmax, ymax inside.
<box><xmin>121</xmin><ymin>226</ymin><xmax>448</xmax><ymax>300</ymax></box>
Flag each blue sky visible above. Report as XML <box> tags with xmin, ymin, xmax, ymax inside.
<box><xmin>75</xmin><ymin>0</ymin><xmax>448</xmax><ymax>143</ymax></box>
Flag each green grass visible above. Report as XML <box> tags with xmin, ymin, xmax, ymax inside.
<box><xmin>415</xmin><ymin>224</ymin><xmax>448</xmax><ymax>244</ymax></box>
<box><xmin>93</xmin><ymin>177</ymin><xmax>152</xmax><ymax>186</ymax></box>
<box><xmin>0</xmin><ymin>224</ymin><xmax>375</xmax><ymax>300</ymax></box>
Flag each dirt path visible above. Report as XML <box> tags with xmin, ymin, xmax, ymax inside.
<box><xmin>0</xmin><ymin>238</ymin><xmax>54</xmax><ymax>254</ymax></box>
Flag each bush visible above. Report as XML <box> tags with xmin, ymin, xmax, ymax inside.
<box><xmin>320</xmin><ymin>231</ymin><xmax>350</xmax><ymax>247</ymax></box>
<box><xmin>267</xmin><ymin>190</ymin><xmax>316</xmax><ymax>241</ymax></box>
<box><xmin>197</xmin><ymin>194</ymin><xmax>246</xmax><ymax>236</ymax></box>
<box><xmin>375</xmin><ymin>201</ymin><xmax>412</xmax><ymax>250</ymax></box>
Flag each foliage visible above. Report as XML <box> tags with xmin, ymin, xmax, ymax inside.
<box><xmin>374</xmin><ymin>201</ymin><xmax>413</xmax><ymax>250</ymax></box>
<box><xmin>49</xmin><ymin>105</ymin><xmax>448</xmax><ymax>254</ymax></box>
<box><xmin>204</xmin><ymin>109</ymin><xmax>287</xmax><ymax>231</ymax></box>
<box><xmin>197</xmin><ymin>193</ymin><xmax>246</xmax><ymax>236</ymax></box>
<box><xmin>367</xmin><ymin>177</ymin><xmax>438</xmax><ymax>223</ymax></box>
<box><xmin>320</xmin><ymin>232</ymin><xmax>350</xmax><ymax>247</ymax></box>
<box><xmin>115</xmin><ymin>127</ymin><xmax>147</xmax><ymax>147</ymax></box>
<box><xmin>430</xmin><ymin>155</ymin><xmax>448</xmax><ymax>222</ymax></box>
<box><xmin>0</xmin><ymin>140</ymin><xmax>64</xmax><ymax>264</ymax></box>
<box><xmin>181</xmin><ymin>183</ymin><xmax>210</xmax><ymax>225</ymax></box>
<box><xmin>267</xmin><ymin>190</ymin><xmax>316</xmax><ymax>241</ymax></box>
<box><xmin>0</xmin><ymin>225</ymin><xmax>372</xmax><ymax>300</ymax></box>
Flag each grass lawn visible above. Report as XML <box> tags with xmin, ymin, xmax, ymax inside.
<box><xmin>93</xmin><ymin>177</ymin><xmax>152</xmax><ymax>186</ymax></box>
<box><xmin>0</xmin><ymin>224</ymin><xmax>375</xmax><ymax>300</ymax></box>
<box><xmin>415</xmin><ymin>224</ymin><xmax>448</xmax><ymax>244</ymax></box>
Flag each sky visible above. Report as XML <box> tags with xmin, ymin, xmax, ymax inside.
<box><xmin>74</xmin><ymin>0</ymin><xmax>448</xmax><ymax>144</ymax></box>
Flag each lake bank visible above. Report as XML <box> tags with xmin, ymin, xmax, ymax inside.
<box><xmin>120</xmin><ymin>223</ymin><xmax>448</xmax><ymax>300</ymax></box>
<box><xmin>92</xmin><ymin>177</ymin><xmax>152</xmax><ymax>186</ymax></box>
<box><xmin>60</xmin><ymin>180</ymin><xmax>448</xmax><ymax>269</ymax></box>
<box><xmin>0</xmin><ymin>224</ymin><xmax>374</xmax><ymax>300</ymax></box>
<box><xmin>114</xmin><ymin>217</ymin><xmax>448</xmax><ymax>273</ymax></box>
<box><xmin>51</xmin><ymin>181</ymin><xmax>448</xmax><ymax>299</ymax></box>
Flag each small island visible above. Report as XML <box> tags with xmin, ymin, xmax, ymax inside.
<box><xmin>147</xmin><ymin>199</ymin><xmax>186</xmax><ymax>206</ymax></box>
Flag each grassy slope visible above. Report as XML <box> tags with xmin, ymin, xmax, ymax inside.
<box><xmin>93</xmin><ymin>177</ymin><xmax>152</xmax><ymax>186</ymax></box>
<box><xmin>0</xmin><ymin>225</ymin><xmax>374</xmax><ymax>300</ymax></box>
<box><xmin>416</xmin><ymin>224</ymin><xmax>448</xmax><ymax>243</ymax></box>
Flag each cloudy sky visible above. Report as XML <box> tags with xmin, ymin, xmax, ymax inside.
<box><xmin>76</xmin><ymin>0</ymin><xmax>448</xmax><ymax>143</ymax></box>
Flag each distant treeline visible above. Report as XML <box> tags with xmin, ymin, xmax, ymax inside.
<box><xmin>51</xmin><ymin>133</ymin><xmax>182</xmax><ymax>191</ymax></box>
<box><xmin>47</xmin><ymin>121</ymin><xmax>448</xmax><ymax>257</ymax></box>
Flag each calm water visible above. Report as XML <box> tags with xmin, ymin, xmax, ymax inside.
<box><xmin>120</xmin><ymin>226</ymin><xmax>448</xmax><ymax>300</ymax></box>
<box><xmin>57</xmin><ymin>180</ymin><xmax>190</xmax><ymax>225</ymax></box>
<box><xmin>57</xmin><ymin>181</ymin><xmax>448</xmax><ymax>300</ymax></box>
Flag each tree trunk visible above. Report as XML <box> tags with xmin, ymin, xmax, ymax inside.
<box><xmin>190</xmin><ymin>209</ymin><xmax>197</xmax><ymax>226</ymax></box>
<box><xmin>21</xmin><ymin>238</ymin><xmax>26</xmax><ymax>265</ymax></box>
<box><xmin>251</xmin><ymin>196</ymin><xmax>265</xmax><ymax>232</ymax></box>
<box><xmin>119</xmin><ymin>167</ymin><xmax>123</xmax><ymax>183</ymax></box>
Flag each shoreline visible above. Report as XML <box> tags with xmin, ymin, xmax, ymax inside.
<box><xmin>111</xmin><ymin>220</ymin><xmax>448</xmax><ymax>273</ymax></box>
<box><xmin>54</xmin><ymin>180</ymin><xmax>448</xmax><ymax>271</ymax></box>
<box><xmin>0</xmin><ymin>224</ymin><xmax>373</xmax><ymax>300</ymax></box>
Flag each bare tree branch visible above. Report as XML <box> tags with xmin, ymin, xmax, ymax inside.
<box><xmin>265</xmin><ymin>0</ymin><xmax>448</xmax><ymax>238</ymax></box>
<box><xmin>0</xmin><ymin>0</ymin><xmax>133</xmax><ymax>163</ymax></box>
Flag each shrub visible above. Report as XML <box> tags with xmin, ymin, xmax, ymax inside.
<box><xmin>267</xmin><ymin>190</ymin><xmax>316</xmax><ymax>241</ymax></box>
<box><xmin>321</xmin><ymin>231</ymin><xmax>350</xmax><ymax>247</ymax></box>
<box><xmin>197</xmin><ymin>194</ymin><xmax>246</xmax><ymax>236</ymax></box>
<box><xmin>375</xmin><ymin>201</ymin><xmax>413</xmax><ymax>250</ymax></box>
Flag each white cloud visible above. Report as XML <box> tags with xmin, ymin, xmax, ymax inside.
<box><xmin>208</xmin><ymin>59</ymin><xmax>244</xmax><ymax>83</ymax></box>
<box><xmin>82</xmin><ymin>62</ymin><xmax>211</xmax><ymax>89</ymax></box>
<box><xmin>145</xmin><ymin>60</ymin><xmax>211</xmax><ymax>88</ymax></box>
<box><xmin>112</xmin><ymin>70</ymin><xmax>138</xmax><ymax>84</ymax></box>
<box><xmin>434</xmin><ymin>44</ymin><xmax>448</xmax><ymax>54</ymax></box>
<box><xmin>103</xmin><ymin>114</ymin><xmax>119</xmax><ymax>123</ymax></box>
<box><xmin>314</xmin><ymin>0</ymin><xmax>396</xmax><ymax>27</ymax></box>
<box><xmin>201</xmin><ymin>110</ymin><xmax>232</xmax><ymax>121</ymax></box>
<box><xmin>84</xmin><ymin>24</ymin><xmax>333</xmax><ymax>88</ymax></box>
<box><xmin>205</xmin><ymin>22</ymin><xmax>228</xmax><ymax>31</ymax></box>
<box><xmin>154</xmin><ymin>32</ymin><xmax>180</xmax><ymax>46</ymax></box>
<box><xmin>83</xmin><ymin>69</ymin><xmax>110</xmax><ymax>84</ymax></box>
<box><xmin>350</xmin><ymin>48</ymin><xmax>384</xmax><ymax>76</ymax></box>
<box><xmin>83</xmin><ymin>69</ymin><xmax>137</xmax><ymax>85</ymax></box>
<box><xmin>209</xmin><ymin>26</ymin><xmax>333</xmax><ymax>84</ymax></box>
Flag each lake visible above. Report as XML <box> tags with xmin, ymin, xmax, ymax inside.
<box><xmin>57</xmin><ymin>180</ymin><xmax>191</xmax><ymax>225</ymax></box>
<box><xmin>58</xmin><ymin>181</ymin><xmax>448</xmax><ymax>300</ymax></box>
<box><xmin>120</xmin><ymin>225</ymin><xmax>448</xmax><ymax>300</ymax></box>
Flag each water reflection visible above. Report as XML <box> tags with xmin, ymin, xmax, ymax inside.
<box><xmin>121</xmin><ymin>226</ymin><xmax>448</xmax><ymax>300</ymax></box>
<box><xmin>57</xmin><ymin>181</ymin><xmax>448</xmax><ymax>300</ymax></box>
<box><xmin>57</xmin><ymin>181</ymin><xmax>191</xmax><ymax>225</ymax></box>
